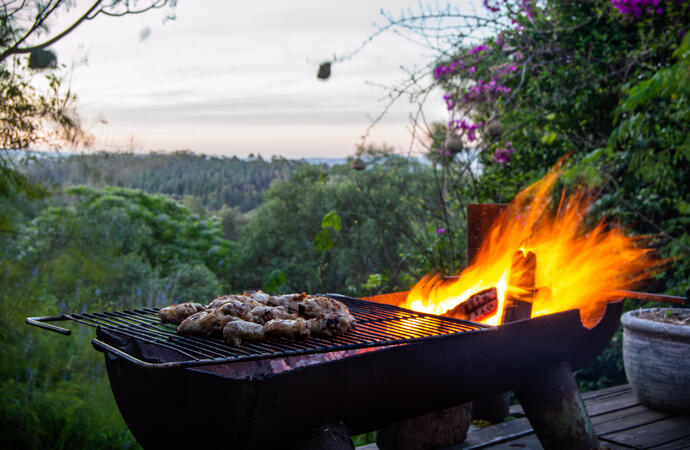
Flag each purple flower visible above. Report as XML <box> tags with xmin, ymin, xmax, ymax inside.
<box><xmin>469</xmin><ymin>44</ymin><xmax>489</xmax><ymax>55</ymax></box>
<box><xmin>483</xmin><ymin>0</ymin><xmax>500</xmax><ymax>12</ymax></box>
<box><xmin>469</xmin><ymin>66</ymin><xmax>476</xmax><ymax>73</ymax></box>
<box><xmin>443</xmin><ymin>94</ymin><xmax>456</xmax><ymax>110</ymax></box>
<box><xmin>611</xmin><ymin>0</ymin><xmax>669</xmax><ymax>18</ymax></box>
<box><xmin>437</xmin><ymin>228</ymin><xmax>446</xmax><ymax>234</ymax></box>
<box><xmin>493</xmin><ymin>141</ymin><xmax>514</xmax><ymax>163</ymax></box>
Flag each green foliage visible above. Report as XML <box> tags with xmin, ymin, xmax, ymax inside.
<box><xmin>232</xmin><ymin>157</ymin><xmax>437</xmax><ymax>295</ymax></box>
<box><xmin>14</xmin><ymin>185</ymin><xmax>230</xmax><ymax>309</ymax></box>
<box><xmin>24</xmin><ymin>151</ymin><xmax>303</xmax><ymax>212</ymax></box>
<box><xmin>264</xmin><ymin>269</ymin><xmax>287</xmax><ymax>294</ymax></box>
<box><xmin>313</xmin><ymin>210</ymin><xmax>342</xmax><ymax>251</ymax></box>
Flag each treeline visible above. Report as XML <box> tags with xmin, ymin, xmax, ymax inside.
<box><xmin>24</xmin><ymin>151</ymin><xmax>304</xmax><ymax>212</ymax></box>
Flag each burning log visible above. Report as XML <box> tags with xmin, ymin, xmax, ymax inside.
<box><xmin>445</xmin><ymin>287</ymin><xmax>498</xmax><ymax>322</ymax></box>
<box><xmin>608</xmin><ymin>290</ymin><xmax>686</xmax><ymax>305</ymax></box>
<box><xmin>501</xmin><ymin>250</ymin><xmax>536</xmax><ymax>323</ymax></box>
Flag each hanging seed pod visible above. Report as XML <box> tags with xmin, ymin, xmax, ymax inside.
<box><xmin>317</xmin><ymin>62</ymin><xmax>331</xmax><ymax>80</ymax></box>
<box><xmin>446</xmin><ymin>133</ymin><xmax>464</xmax><ymax>154</ymax></box>
<box><xmin>351</xmin><ymin>158</ymin><xmax>366</xmax><ymax>170</ymax></box>
<box><xmin>486</xmin><ymin>118</ymin><xmax>504</xmax><ymax>139</ymax></box>
<box><xmin>28</xmin><ymin>49</ymin><xmax>57</xmax><ymax>69</ymax></box>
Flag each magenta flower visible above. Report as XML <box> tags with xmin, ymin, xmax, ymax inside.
<box><xmin>469</xmin><ymin>44</ymin><xmax>489</xmax><ymax>55</ymax></box>
<box><xmin>443</xmin><ymin>94</ymin><xmax>456</xmax><ymax>110</ymax></box>
<box><xmin>437</xmin><ymin>228</ymin><xmax>446</xmax><ymax>234</ymax></box>
<box><xmin>611</xmin><ymin>0</ymin><xmax>668</xmax><ymax>18</ymax></box>
<box><xmin>493</xmin><ymin>141</ymin><xmax>514</xmax><ymax>163</ymax></box>
<box><xmin>483</xmin><ymin>0</ymin><xmax>500</xmax><ymax>12</ymax></box>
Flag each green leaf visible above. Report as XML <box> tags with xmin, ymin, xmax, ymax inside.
<box><xmin>264</xmin><ymin>269</ymin><xmax>286</xmax><ymax>293</ymax></box>
<box><xmin>321</xmin><ymin>210</ymin><xmax>341</xmax><ymax>232</ymax></box>
<box><xmin>313</xmin><ymin>229</ymin><xmax>334</xmax><ymax>251</ymax></box>
<box><xmin>541</xmin><ymin>131</ymin><xmax>557</xmax><ymax>145</ymax></box>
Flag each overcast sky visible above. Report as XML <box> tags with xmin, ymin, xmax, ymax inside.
<box><xmin>48</xmin><ymin>1</ymin><xmax>454</xmax><ymax>159</ymax></box>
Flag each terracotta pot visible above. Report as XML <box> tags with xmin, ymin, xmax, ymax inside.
<box><xmin>622</xmin><ymin>308</ymin><xmax>690</xmax><ymax>414</ymax></box>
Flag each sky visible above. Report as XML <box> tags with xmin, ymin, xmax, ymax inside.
<box><xmin>47</xmin><ymin>0</ymin><xmax>453</xmax><ymax>159</ymax></box>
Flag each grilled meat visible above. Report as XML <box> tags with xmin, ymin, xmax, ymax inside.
<box><xmin>177</xmin><ymin>310</ymin><xmax>213</xmax><ymax>335</ymax></box>
<box><xmin>265</xmin><ymin>293</ymin><xmax>306</xmax><ymax>313</ymax></box>
<box><xmin>158</xmin><ymin>302</ymin><xmax>206</xmax><ymax>324</ymax></box>
<box><xmin>308</xmin><ymin>313</ymin><xmax>356</xmax><ymax>337</ymax></box>
<box><xmin>299</xmin><ymin>296</ymin><xmax>356</xmax><ymax>336</ymax></box>
<box><xmin>223</xmin><ymin>320</ymin><xmax>265</xmax><ymax>346</ymax></box>
<box><xmin>298</xmin><ymin>296</ymin><xmax>350</xmax><ymax>318</ymax></box>
<box><xmin>163</xmin><ymin>292</ymin><xmax>354</xmax><ymax>345</ymax></box>
<box><xmin>219</xmin><ymin>299</ymin><xmax>263</xmax><ymax>320</ymax></box>
<box><xmin>248</xmin><ymin>306</ymin><xmax>297</xmax><ymax>325</ymax></box>
<box><xmin>264</xmin><ymin>318</ymin><xmax>310</xmax><ymax>339</ymax></box>
<box><xmin>196</xmin><ymin>309</ymin><xmax>237</xmax><ymax>335</ymax></box>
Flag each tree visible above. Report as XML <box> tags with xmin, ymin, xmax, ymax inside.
<box><xmin>1</xmin><ymin>0</ymin><xmax>176</xmax><ymax>231</ymax></box>
<box><xmin>332</xmin><ymin>0</ymin><xmax>689</xmax><ymax>294</ymax></box>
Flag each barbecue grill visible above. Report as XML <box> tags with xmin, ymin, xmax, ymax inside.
<box><xmin>27</xmin><ymin>294</ymin><xmax>624</xmax><ymax>449</ymax></box>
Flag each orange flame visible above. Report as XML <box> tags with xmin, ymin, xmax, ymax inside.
<box><xmin>403</xmin><ymin>162</ymin><xmax>659</xmax><ymax>328</ymax></box>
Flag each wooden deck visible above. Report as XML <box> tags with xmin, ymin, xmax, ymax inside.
<box><xmin>357</xmin><ymin>384</ymin><xmax>690</xmax><ymax>449</ymax></box>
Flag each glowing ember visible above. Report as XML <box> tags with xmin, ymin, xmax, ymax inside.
<box><xmin>404</xmin><ymin>162</ymin><xmax>660</xmax><ymax>328</ymax></box>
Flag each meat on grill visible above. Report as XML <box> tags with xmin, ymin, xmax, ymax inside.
<box><xmin>264</xmin><ymin>317</ymin><xmax>310</xmax><ymax>338</ymax></box>
<box><xmin>223</xmin><ymin>320</ymin><xmax>265</xmax><ymax>346</ymax></box>
<box><xmin>177</xmin><ymin>310</ymin><xmax>213</xmax><ymax>335</ymax></box>
<box><xmin>265</xmin><ymin>293</ymin><xmax>306</xmax><ymax>313</ymax></box>
<box><xmin>248</xmin><ymin>306</ymin><xmax>297</xmax><ymax>324</ymax></box>
<box><xmin>308</xmin><ymin>314</ymin><xmax>356</xmax><ymax>337</ymax></box>
<box><xmin>299</xmin><ymin>296</ymin><xmax>352</xmax><ymax>319</ymax></box>
<box><xmin>164</xmin><ymin>292</ymin><xmax>355</xmax><ymax>346</ymax></box>
<box><xmin>158</xmin><ymin>302</ymin><xmax>206</xmax><ymax>324</ymax></box>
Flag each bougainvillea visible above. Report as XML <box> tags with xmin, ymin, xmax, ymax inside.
<box><xmin>611</xmin><ymin>0</ymin><xmax>667</xmax><ymax>17</ymax></box>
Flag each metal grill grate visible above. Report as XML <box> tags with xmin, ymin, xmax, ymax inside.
<box><xmin>27</xmin><ymin>294</ymin><xmax>488</xmax><ymax>369</ymax></box>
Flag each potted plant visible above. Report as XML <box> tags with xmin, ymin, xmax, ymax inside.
<box><xmin>621</xmin><ymin>307</ymin><xmax>690</xmax><ymax>414</ymax></box>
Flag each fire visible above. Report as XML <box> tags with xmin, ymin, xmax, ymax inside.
<box><xmin>403</xmin><ymin>163</ymin><xmax>659</xmax><ymax>328</ymax></box>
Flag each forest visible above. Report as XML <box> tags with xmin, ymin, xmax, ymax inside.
<box><xmin>2</xmin><ymin>0</ymin><xmax>689</xmax><ymax>448</ymax></box>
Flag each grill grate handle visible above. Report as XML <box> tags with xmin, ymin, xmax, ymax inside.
<box><xmin>25</xmin><ymin>315</ymin><xmax>73</xmax><ymax>335</ymax></box>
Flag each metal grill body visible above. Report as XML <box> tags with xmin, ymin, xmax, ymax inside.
<box><xmin>90</xmin><ymin>299</ymin><xmax>624</xmax><ymax>449</ymax></box>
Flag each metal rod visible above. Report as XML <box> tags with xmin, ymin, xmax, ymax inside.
<box><xmin>608</xmin><ymin>290</ymin><xmax>686</xmax><ymax>305</ymax></box>
<box><xmin>25</xmin><ymin>315</ymin><xmax>73</xmax><ymax>335</ymax></box>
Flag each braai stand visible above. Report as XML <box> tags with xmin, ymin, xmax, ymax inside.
<box><xmin>26</xmin><ymin>203</ymin><xmax>615</xmax><ymax>450</ymax></box>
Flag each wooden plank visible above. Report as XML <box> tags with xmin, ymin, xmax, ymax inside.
<box><xmin>479</xmin><ymin>433</ymin><xmax>542</xmax><ymax>449</ymax></box>
<box><xmin>456</xmin><ymin>418</ymin><xmax>533</xmax><ymax>449</ymax></box>
<box><xmin>600</xmin><ymin>416</ymin><xmax>690</xmax><ymax>449</ymax></box>
<box><xmin>586</xmin><ymin>390</ymin><xmax>640</xmax><ymax>417</ymax></box>
<box><xmin>509</xmin><ymin>384</ymin><xmax>633</xmax><ymax>417</ymax></box>
<box><xmin>582</xmin><ymin>384</ymin><xmax>632</xmax><ymax>401</ymax></box>
<box><xmin>648</xmin><ymin>435</ymin><xmax>690</xmax><ymax>450</ymax></box>
<box><xmin>592</xmin><ymin>405</ymin><xmax>672</xmax><ymax>435</ymax></box>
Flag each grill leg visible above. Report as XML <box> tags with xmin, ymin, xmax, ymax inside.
<box><xmin>514</xmin><ymin>362</ymin><xmax>599</xmax><ymax>450</ymax></box>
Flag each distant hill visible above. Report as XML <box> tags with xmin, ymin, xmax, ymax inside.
<box><xmin>23</xmin><ymin>151</ymin><xmax>309</xmax><ymax>212</ymax></box>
